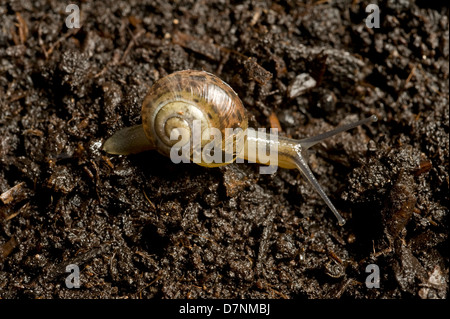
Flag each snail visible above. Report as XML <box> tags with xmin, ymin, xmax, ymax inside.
<box><xmin>103</xmin><ymin>70</ymin><xmax>377</xmax><ymax>226</ymax></box>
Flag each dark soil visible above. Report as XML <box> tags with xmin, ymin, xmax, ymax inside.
<box><xmin>0</xmin><ymin>0</ymin><xmax>448</xmax><ymax>299</ymax></box>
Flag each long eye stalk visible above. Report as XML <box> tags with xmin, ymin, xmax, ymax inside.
<box><xmin>299</xmin><ymin>115</ymin><xmax>378</xmax><ymax>150</ymax></box>
<box><xmin>291</xmin><ymin>149</ymin><xmax>347</xmax><ymax>226</ymax></box>
<box><xmin>295</xmin><ymin>115</ymin><xmax>377</xmax><ymax>226</ymax></box>
<box><xmin>239</xmin><ymin>115</ymin><xmax>377</xmax><ymax>226</ymax></box>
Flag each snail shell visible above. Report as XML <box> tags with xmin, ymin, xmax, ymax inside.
<box><xmin>141</xmin><ymin>70</ymin><xmax>248</xmax><ymax>165</ymax></box>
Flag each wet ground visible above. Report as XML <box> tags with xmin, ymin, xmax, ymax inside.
<box><xmin>0</xmin><ymin>0</ymin><xmax>448</xmax><ymax>299</ymax></box>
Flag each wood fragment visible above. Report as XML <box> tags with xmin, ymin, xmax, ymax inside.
<box><xmin>250</xmin><ymin>8</ymin><xmax>262</xmax><ymax>26</ymax></box>
<box><xmin>0</xmin><ymin>182</ymin><xmax>27</xmax><ymax>205</ymax></box>
<box><xmin>405</xmin><ymin>64</ymin><xmax>416</xmax><ymax>86</ymax></box>
<box><xmin>5</xmin><ymin>203</ymin><xmax>28</xmax><ymax>221</ymax></box>
<box><xmin>102</xmin><ymin>155</ymin><xmax>115</xmax><ymax>169</ymax></box>
<box><xmin>0</xmin><ymin>237</ymin><xmax>18</xmax><ymax>260</ymax></box>
<box><xmin>44</xmin><ymin>28</ymin><xmax>80</xmax><ymax>58</ymax></box>
<box><xmin>120</xmin><ymin>28</ymin><xmax>145</xmax><ymax>64</ymax></box>
<box><xmin>23</xmin><ymin>128</ymin><xmax>44</xmax><ymax>137</ymax></box>
<box><xmin>16</xmin><ymin>12</ymin><xmax>28</xmax><ymax>44</ymax></box>
<box><xmin>328</xmin><ymin>249</ymin><xmax>343</xmax><ymax>264</ymax></box>
<box><xmin>414</xmin><ymin>160</ymin><xmax>432</xmax><ymax>176</ymax></box>
<box><xmin>243</xmin><ymin>57</ymin><xmax>273</xmax><ymax>85</ymax></box>
<box><xmin>143</xmin><ymin>190</ymin><xmax>156</xmax><ymax>209</ymax></box>
<box><xmin>268</xmin><ymin>112</ymin><xmax>282</xmax><ymax>131</ymax></box>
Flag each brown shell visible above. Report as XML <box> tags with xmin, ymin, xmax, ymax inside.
<box><xmin>142</xmin><ymin>70</ymin><xmax>248</xmax><ymax>166</ymax></box>
<box><xmin>141</xmin><ymin>70</ymin><xmax>248</xmax><ymax>147</ymax></box>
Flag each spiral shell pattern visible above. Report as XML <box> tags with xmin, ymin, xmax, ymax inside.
<box><xmin>142</xmin><ymin>70</ymin><xmax>248</xmax><ymax>165</ymax></box>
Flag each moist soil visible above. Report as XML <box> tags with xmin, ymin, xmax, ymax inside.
<box><xmin>0</xmin><ymin>0</ymin><xmax>448</xmax><ymax>299</ymax></box>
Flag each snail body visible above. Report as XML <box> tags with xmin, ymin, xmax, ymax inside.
<box><xmin>103</xmin><ymin>70</ymin><xmax>377</xmax><ymax>226</ymax></box>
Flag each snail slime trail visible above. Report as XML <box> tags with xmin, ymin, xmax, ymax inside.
<box><xmin>103</xmin><ymin>69</ymin><xmax>378</xmax><ymax>226</ymax></box>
